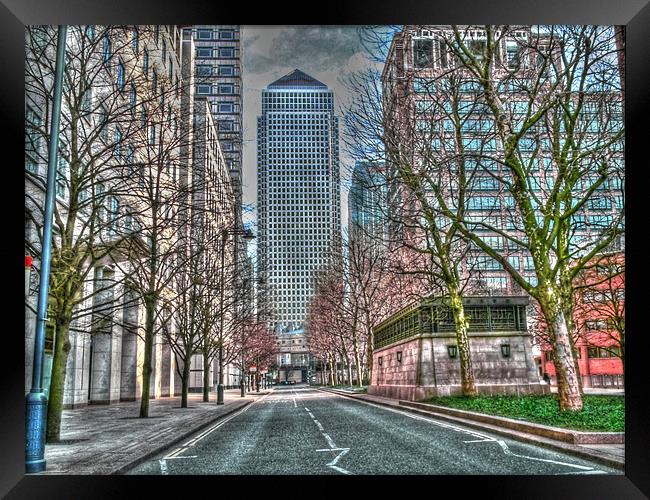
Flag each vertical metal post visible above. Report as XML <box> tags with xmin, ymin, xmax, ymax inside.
<box><xmin>26</xmin><ymin>25</ymin><xmax>67</xmax><ymax>474</ymax></box>
<box><xmin>217</xmin><ymin>229</ymin><xmax>227</xmax><ymax>405</ymax></box>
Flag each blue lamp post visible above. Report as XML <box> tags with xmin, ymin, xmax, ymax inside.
<box><xmin>25</xmin><ymin>25</ymin><xmax>67</xmax><ymax>474</ymax></box>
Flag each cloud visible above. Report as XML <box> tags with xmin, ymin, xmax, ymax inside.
<box><xmin>244</xmin><ymin>26</ymin><xmax>363</xmax><ymax>74</ymax></box>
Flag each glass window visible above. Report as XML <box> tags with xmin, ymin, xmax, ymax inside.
<box><xmin>413</xmin><ymin>39</ymin><xmax>434</xmax><ymax>68</ymax></box>
<box><xmin>218</xmin><ymin>65</ymin><xmax>234</xmax><ymax>76</ymax></box>
<box><xmin>197</xmin><ymin>47</ymin><xmax>212</xmax><ymax>58</ymax></box>
<box><xmin>219</xmin><ymin>47</ymin><xmax>234</xmax><ymax>58</ymax></box>
<box><xmin>197</xmin><ymin>64</ymin><xmax>212</xmax><ymax>76</ymax></box>
<box><xmin>198</xmin><ymin>29</ymin><xmax>212</xmax><ymax>40</ymax></box>
<box><xmin>219</xmin><ymin>29</ymin><xmax>234</xmax><ymax>40</ymax></box>
<box><xmin>143</xmin><ymin>48</ymin><xmax>149</xmax><ymax>75</ymax></box>
<box><xmin>102</xmin><ymin>35</ymin><xmax>111</xmax><ymax>62</ymax></box>
<box><xmin>218</xmin><ymin>83</ymin><xmax>234</xmax><ymax>94</ymax></box>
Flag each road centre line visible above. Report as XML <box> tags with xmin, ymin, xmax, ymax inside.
<box><xmin>324</xmin><ymin>391</ymin><xmax>600</xmax><ymax>473</ymax></box>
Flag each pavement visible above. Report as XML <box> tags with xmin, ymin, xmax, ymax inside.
<box><xmin>320</xmin><ymin>386</ymin><xmax>625</xmax><ymax>470</ymax></box>
<box><xmin>35</xmin><ymin>388</ymin><xmax>271</xmax><ymax>475</ymax></box>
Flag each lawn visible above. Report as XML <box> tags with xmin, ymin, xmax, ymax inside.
<box><xmin>421</xmin><ymin>394</ymin><xmax>624</xmax><ymax>432</ymax></box>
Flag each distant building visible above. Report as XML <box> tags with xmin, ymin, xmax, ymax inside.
<box><xmin>348</xmin><ymin>161</ymin><xmax>388</xmax><ymax>242</ymax></box>
<box><xmin>256</xmin><ymin>69</ymin><xmax>342</xmax><ymax>380</ymax></box>
<box><xmin>540</xmin><ymin>252</ymin><xmax>625</xmax><ymax>388</ymax></box>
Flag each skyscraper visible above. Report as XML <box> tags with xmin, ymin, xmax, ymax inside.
<box><xmin>257</xmin><ymin>69</ymin><xmax>341</xmax><ymax>380</ymax></box>
<box><xmin>348</xmin><ymin>160</ymin><xmax>388</xmax><ymax>242</ymax></box>
<box><xmin>184</xmin><ymin>25</ymin><xmax>243</xmax><ymax>222</ymax></box>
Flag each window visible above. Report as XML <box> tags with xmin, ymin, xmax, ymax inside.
<box><xmin>218</xmin><ymin>83</ymin><xmax>234</xmax><ymax>94</ymax></box>
<box><xmin>130</xmin><ymin>84</ymin><xmax>137</xmax><ymax>109</ymax></box>
<box><xmin>218</xmin><ymin>65</ymin><xmax>234</xmax><ymax>76</ymax></box>
<box><xmin>116</xmin><ymin>60</ymin><xmax>125</xmax><ymax>91</ymax></box>
<box><xmin>219</xmin><ymin>47</ymin><xmax>234</xmax><ymax>58</ymax></box>
<box><xmin>197</xmin><ymin>47</ymin><xmax>212</xmax><ymax>58</ymax></box>
<box><xmin>197</xmin><ymin>64</ymin><xmax>212</xmax><ymax>76</ymax></box>
<box><xmin>85</xmin><ymin>25</ymin><xmax>95</xmax><ymax>41</ymax></box>
<box><xmin>143</xmin><ymin>48</ymin><xmax>149</xmax><ymax>75</ymax></box>
<box><xmin>132</xmin><ymin>27</ymin><xmax>139</xmax><ymax>52</ymax></box>
<box><xmin>26</xmin><ymin>105</ymin><xmax>41</xmax><ymax>173</ymax></box>
<box><xmin>56</xmin><ymin>151</ymin><xmax>68</xmax><ymax>198</ymax></box>
<box><xmin>506</xmin><ymin>41</ymin><xmax>523</xmax><ymax>69</ymax></box>
<box><xmin>102</xmin><ymin>35</ymin><xmax>112</xmax><ymax>62</ymax></box>
<box><xmin>413</xmin><ymin>38</ymin><xmax>433</xmax><ymax>68</ymax></box>
<box><xmin>198</xmin><ymin>29</ymin><xmax>212</xmax><ymax>39</ymax></box>
<box><xmin>149</xmin><ymin>124</ymin><xmax>155</xmax><ymax>145</ymax></box>
<box><xmin>162</xmin><ymin>39</ymin><xmax>167</xmax><ymax>61</ymax></box>
<box><xmin>197</xmin><ymin>84</ymin><xmax>211</xmax><ymax>94</ymax></box>
<box><xmin>219</xmin><ymin>29</ymin><xmax>234</xmax><ymax>40</ymax></box>
<box><xmin>218</xmin><ymin>120</ymin><xmax>234</xmax><ymax>132</ymax></box>
<box><xmin>218</xmin><ymin>102</ymin><xmax>234</xmax><ymax>113</ymax></box>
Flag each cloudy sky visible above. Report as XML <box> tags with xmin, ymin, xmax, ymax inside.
<box><xmin>239</xmin><ymin>26</ymin><xmax>390</xmax><ymax>241</ymax></box>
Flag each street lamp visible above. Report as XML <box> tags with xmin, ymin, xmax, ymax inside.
<box><xmin>216</xmin><ymin>226</ymin><xmax>254</xmax><ymax>405</ymax></box>
<box><xmin>25</xmin><ymin>26</ymin><xmax>67</xmax><ymax>474</ymax></box>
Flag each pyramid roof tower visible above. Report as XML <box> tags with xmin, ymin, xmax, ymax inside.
<box><xmin>267</xmin><ymin>69</ymin><xmax>327</xmax><ymax>89</ymax></box>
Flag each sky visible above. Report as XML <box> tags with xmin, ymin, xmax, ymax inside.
<box><xmin>239</xmin><ymin>26</ymin><xmax>390</xmax><ymax>250</ymax></box>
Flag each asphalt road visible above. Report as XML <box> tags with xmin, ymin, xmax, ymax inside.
<box><xmin>125</xmin><ymin>385</ymin><xmax>622</xmax><ymax>475</ymax></box>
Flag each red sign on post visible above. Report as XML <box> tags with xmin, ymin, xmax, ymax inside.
<box><xmin>249</xmin><ymin>366</ymin><xmax>257</xmax><ymax>372</ymax></box>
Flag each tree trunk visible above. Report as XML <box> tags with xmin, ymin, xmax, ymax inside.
<box><xmin>202</xmin><ymin>350</ymin><xmax>210</xmax><ymax>402</ymax></box>
<box><xmin>45</xmin><ymin>318</ymin><xmax>71</xmax><ymax>442</ymax></box>
<box><xmin>139</xmin><ymin>298</ymin><xmax>156</xmax><ymax>418</ymax></box>
<box><xmin>539</xmin><ymin>288</ymin><xmax>583</xmax><ymax>411</ymax></box>
<box><xmin>181</xmin><ymin>357</ymin><xmax>191</xmax><ymax>408</ymax></box>
<box><xmin>449</xmin><ymin>289</ymin><xmax>477</xmax><ymax>396</ymax></box>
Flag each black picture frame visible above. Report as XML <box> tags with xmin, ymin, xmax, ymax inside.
<box><xmin>3</xmin><ymin>1</ymin><xmax>648</xmax><ymax>497</ymax></box>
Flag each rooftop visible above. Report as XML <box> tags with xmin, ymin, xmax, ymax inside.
<box><xmin>268</xmin><ymin>69</ymin><xmax>327</xmax><ymax>89</ymax></box>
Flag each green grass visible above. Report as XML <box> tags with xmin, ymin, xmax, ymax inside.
<box><xmin>421</xmin><ymin>394</ymin><xmax>624</xmax><ymax>432</ymax></box>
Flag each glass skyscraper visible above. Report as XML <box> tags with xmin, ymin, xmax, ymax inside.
<box><xmin>257</xmin><ymin>69</ymin><xmax>342</xmax><ymax>335</ymax></box>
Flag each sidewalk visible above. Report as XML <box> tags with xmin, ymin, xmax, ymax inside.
<box><xmin>37</xmin><ymin>388</ymin><xmax>271</xmax><ymax>475</ymax></box>
<box><xmin>319</xmin><ymin>387</ymin><xmax>625</xmax><ymax>470</ymax></box>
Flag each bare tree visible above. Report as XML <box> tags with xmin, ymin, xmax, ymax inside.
<box><xmin>25</xmin><ymin>25</ymin><xmax>166</xmax><ymax>440</ymax></box>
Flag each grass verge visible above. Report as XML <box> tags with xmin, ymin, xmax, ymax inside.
<box><xmin>421</xmin><ymin>394</ymin><xmax>624</xmax><ymax>432</ymax></box>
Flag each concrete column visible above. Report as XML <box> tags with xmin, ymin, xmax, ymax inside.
<box><xmin>160</xmin><ymin>337</ymin><xmax>172</xmax><ymax>397</ymax></box>
<box><xmin>119</xmin><ymin>289</ymin><xmax>139</xmax><ymax>401</ymax></box>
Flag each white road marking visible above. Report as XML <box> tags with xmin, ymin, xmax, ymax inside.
<box><xmin>463</xmin><ymin>439</ymin><xmax>494</xmax><ymax>443</ymax></box>
<box><xmin>305</xmin><ymin>406</ymin><xmax>353</xmax><ymax>474</ymax></box>
<box><xmin>321</xmin><ymin>390</ymin><xmax>605</xmax><ymax>474</ymax></box>
<box><xmin>164</xmin><ymin>393</ymin><xmax>271</xmax><ymax>460</ymax></box>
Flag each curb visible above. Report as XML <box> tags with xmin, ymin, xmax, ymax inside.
<box><xmin>399</xmin><ymin>401</ymin><xmax>624</xmax><ymax>444</ymax></box>
<box><xmin>110</xmin><ymin>399</ymin><xmax>253</xmax><ymax>475</ymax></box>
<box><xmin>319</xmin><ymin>388</ymin><xmax>625</xmax><ymax>471</ymax></box>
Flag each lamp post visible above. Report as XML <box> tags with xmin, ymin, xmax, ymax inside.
<box><xmin>25</xmin><ymin>25</ymin><xmax>67</xmax><ymax>474</ymax></box>
<box><xmin>216</xmin><ymin>226</ymin><xmax>254</xmax><ymax>405</ymax></box>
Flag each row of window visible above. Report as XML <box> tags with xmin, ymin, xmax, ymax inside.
<box><xmin>196</xmin><ymin>46</ymin><xmax>236</xmax><ymax>58</ymax></box>
<box><xmin>197</xmin><ymin>83</ymin><xmax>237</xmax><ymax>95</ymax></box>
<box><xmin>195</xmin><ymin>28</ymin><xmax>236</xmax><ymax>40</ymax></box>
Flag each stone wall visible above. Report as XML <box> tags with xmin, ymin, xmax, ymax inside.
<box><xmin>370</xmin><ymin>332</ymin><xmax>549</xmax><ymax>401</ymax></box>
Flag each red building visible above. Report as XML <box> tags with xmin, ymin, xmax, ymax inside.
<box><xmin>540</xmin><ymin>253</ymin><xmax>624</xmax><ymax>388</ymax></box>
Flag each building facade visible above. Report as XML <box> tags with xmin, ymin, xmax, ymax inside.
<box><xmin>540</xmin><ymin>252</ymin><xmax>625</xmax><ymax>388</ymax></box>
<box><xmin>25</xmin><ymin>25</ymin><xmax>186</xmax><ymax>407</ymax></box>
<box><xmin>369</xmin><ymin>296</ymin><xmax>548</xmax><ymax>400</ymax></box>
<box><xmin>256</xmin><ymin>69</ymin><xmax>342</xmax><ymax>380</ymax></box>
<box><xmin>381</xmin><ymin>25</ymin><xmax>624</xmax><ymax>297</ymax></box>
